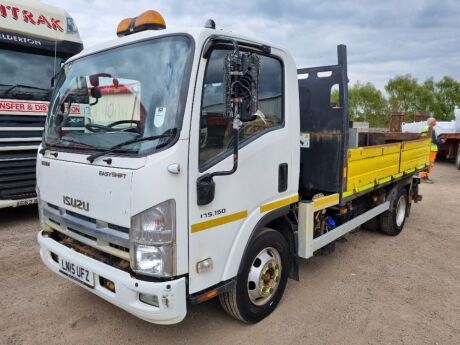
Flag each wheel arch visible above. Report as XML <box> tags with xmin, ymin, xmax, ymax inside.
<box><xmin>221</xmin><ymin>205</ymin><xmax>299</xmax><ymax>282</ymax></box>
<box><xmin>385</xmin><ymin>177</ymin><xmax>412</xmax><ymax>208</ymax></box>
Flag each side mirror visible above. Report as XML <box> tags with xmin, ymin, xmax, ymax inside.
<box><xmin>88</xmin><ymin>73</ymin><xmax>115</xmax><ymax>106</ymax></box>
<box><xmin>89</xmin><ymin>73</ymin><xmax>113</xmax><ymax>87</ymax></box>
<box><xmin>90</xmin><ymin>86</ymin><xmax>101</xmax><ymax>98</ymax></box>
<box><xmin>197</xmin><ymin>174</ymin><xmax>215</xmax><ymax>206</ymax></box>
<box><xmin>90</xmin><ymin>86</ymin><xmax>102</xmax><ymax>106</ymax></box>
<box><xmin>224</xmin><ymin>51</ymin><xmax>259</xmax><ymax>122</ymax></box>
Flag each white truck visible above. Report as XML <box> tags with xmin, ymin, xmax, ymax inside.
<box><xmin>37</xmin><ymin>11</ymin><xmax>431</xmax><ymax>324</ymax></box>
<box><xmin>0</xmin><ymin>0</ymin><xmax>82</xmax><ymax>208</ymax></box>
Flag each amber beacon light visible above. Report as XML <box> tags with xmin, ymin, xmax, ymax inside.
<box><xmin>117</xmin><ymin>10</ymin><xmax>166</xmax><ymax>37</ymax></box>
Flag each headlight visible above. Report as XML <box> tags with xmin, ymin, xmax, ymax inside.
<box><xmin>66</xmin><ymin>17</ymin><xmax>79</xmax><ymax>34</ymax></box>
<box><xmin>130</xmin><ymin>200</ymin><xmax>176</xmax><ymax>277</ymax></box>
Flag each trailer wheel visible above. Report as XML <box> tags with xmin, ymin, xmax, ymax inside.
<box><xmin>456</xmin><ymin>146</ymin><xmax>460</xmax><ymax>170</ymax></box>
<box><xmin>219</xmin><ymin>228</ymin><xmax>289</xmax><ymax>323</ymax></box>
<box><xmin>379</xmin><ymin>188</ymin><xmax>408</xmax><ymax>236</ymax></box>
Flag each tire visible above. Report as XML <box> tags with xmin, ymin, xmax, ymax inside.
<box><xmin>379</xmin><ymin>188</ymin><xmax>408</xmax><ymax>236</ymax></box>
<box><xmin>219</xmin><ymin>228</ymin><xmax>289</xmax><ymax>323</ymax></box>
<box><xmin>362</xmin><ymin>216</ymin><xmax>380</xmax><ymax>232</ymax></box>
<box><xmin>456</xmin><ymin>146</ymin><xmax>460</xmax><ymax>170</ymax></box>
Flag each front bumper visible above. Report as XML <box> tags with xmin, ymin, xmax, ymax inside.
<box><xmin>37</xmin><ymin>230</ymin><xmax>187</xmax><ymax>325</ymax></box>
<box><xmin>0</xmin><ymin>197</ymin><xmax>37</xmax><ymax>209</ymax></box>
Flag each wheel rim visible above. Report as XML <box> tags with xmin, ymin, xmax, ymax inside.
<box><xmin>396</xmin><ymin>195</ymin><xmax>407</xmax><ymax>227</ymax></box>
<box><xmin>247</xmin><ymin>247</ymin><xmax>282</xmax><ymax>306</ymax></box>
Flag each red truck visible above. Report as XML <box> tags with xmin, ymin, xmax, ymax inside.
<box><xmin>438</xmin><ymin>133</ymin><xmax>460</xmax><ymax>170</ymax></box>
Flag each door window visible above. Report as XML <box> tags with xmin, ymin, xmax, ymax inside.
<box><xmin>199</xmin><ymin>49</ymin><xmax>284</xmax><ymax>170</ymax></box>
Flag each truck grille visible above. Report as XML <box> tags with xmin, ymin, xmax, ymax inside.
<box><xmin>0</xmin><ymin>150</ymin><xmax>37</xmax><ymax>200</ymax></box>
<box><xmin>0</xmin><ymin>114</ymin><xmax>45</xmax><ymax>200</ymax></box>
<box><xmin>43</xmin><ymin>203</ymin><xmax>130</xmax><ymax>261</ymax></box>
<box><xmin>49</xmin><ymin>230</ymin><xmax>130</xmax><ymax>272</ymax></box>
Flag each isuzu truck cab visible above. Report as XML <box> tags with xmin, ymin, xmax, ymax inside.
<box><xmin>0</xmin><ymin>0</ymin><xmax>82</xmax><ymax>208</ymax></box>
<box><xmin>37</xmin><ymin>11</ymin><xmax>431</xmax><ymax>324</ymax></box>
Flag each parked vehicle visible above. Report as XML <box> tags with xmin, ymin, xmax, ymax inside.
<box><xmin>0</xmin><ymin>0</ymin><xmax>82</xmax><ymax>208</ymax></box>
<box><xmin>438</xmin><ymin>109</ymin><xmax>460</xmax><ymax>170</ymax></box>
<box><xmin>36</xmin><ymin>11</ymin><xmax>431</xmax><ymax>324</ymax></box>
<box><xmin>402</xmin><ymin>109</ymin><xmax>460</xmax><ymax>169</ymax></box>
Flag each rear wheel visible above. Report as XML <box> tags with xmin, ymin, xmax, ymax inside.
<box><xmin>379</xmin><ymin>188</ymin><xmax>408</xmax><ymax>236</ymax></box>
<box><xmin>219</xmin><ymin>228</ymin><xmax>289</xmax><ymax>323</ymax></box>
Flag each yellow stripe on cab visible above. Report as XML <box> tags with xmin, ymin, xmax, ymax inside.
<box><xmin>260</xmin><ymin>195</ymin><xmax>299</xmax><ymax>213</ymax></box>
<box><xmin>191</xmin><ymin>210</ymin><xmax>248</xmax><ymax>233</ymax></box>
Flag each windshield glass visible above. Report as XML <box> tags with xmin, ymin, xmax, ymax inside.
<box><xmin>44</xmin><ymin>35</ymin><xmax>193</xmax><ymax>155</ymax></box>
<box><xmin>0</xmin><ymin>48</ymin><xmax>64</xmax><ymax>101</ymax></box>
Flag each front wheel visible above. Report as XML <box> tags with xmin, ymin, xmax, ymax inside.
<box><xmin>219</xmin><ymin>228</ymin><xmax>289</xmax><ymax>323</ymax></box>
<box><xmin>379</xmin><ymin>188</ymin><xmax>408</xmax><ymax>236</ymax></box>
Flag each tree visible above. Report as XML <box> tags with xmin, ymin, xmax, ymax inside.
<box><xmin>385</xmin><ymin>75</ymin><xmax>434</xmax><ymax>121</ymax></box>
<box><xmin>332</xmin><ymin>82</ymin><xmax>389</xmax><ymax>127</ymax></box>
<box><xmin>385</xmin><ymin>75</ymin><xmax>460</xmax><ymax>121</ymax></box>
<box><xmin>332</xmin><ymin>75</ymin><xmax>460</xmax><ymax>127</ymax></box>
<box><xmin>431</xmin><ymin>76</ymin><xmax>460</xmax><ymax>121</ymax></box>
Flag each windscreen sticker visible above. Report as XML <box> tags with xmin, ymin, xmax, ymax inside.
<box><xmin>300</xmin><ymin>132</ymin><xmax>310</xmax><ymax>148</ymax></box>
<box><xmin>154</xmin><ymin>107</ymin><xmax>166</xmax><ymax>127</ymax></box>
<box><xmin>81</xmin><ymin>104</ymin><xmax>91</xmax><ymax>116</ymax></box>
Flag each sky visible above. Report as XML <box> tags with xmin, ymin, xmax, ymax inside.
<box><xmin>44</xmin><ymin>0</ymin><xmax>460</xmax><ymax>91</ymax></box>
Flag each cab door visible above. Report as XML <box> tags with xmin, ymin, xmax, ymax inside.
<box><xmin>188</xmin><ymin>46</ymin><xmax>294</xmax><ymax>294</ymax></box>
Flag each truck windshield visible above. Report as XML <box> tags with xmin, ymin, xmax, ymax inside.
<box><xmin>44</xmin><ymin>35</ymin><xmax>193</xmax><ymax>156</ymax></box>
<box><xmin>0</xmin><ymin>48</ymin><xmax>64</xmax><ymax>101</ymax></box>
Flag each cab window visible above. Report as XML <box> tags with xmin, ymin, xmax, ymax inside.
<box><xmin>199</xmin><ymin>49</ymin><xmax>284</xmax><ymax>170</ymax></box>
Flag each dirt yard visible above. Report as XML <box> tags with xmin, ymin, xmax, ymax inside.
<box><xmin>0</xmin><ymin>161</ymin><xmax>459</xmax><ymax>345</ymax></box>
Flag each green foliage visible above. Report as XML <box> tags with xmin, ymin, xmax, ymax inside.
<box><xmin>333</xmin><ymin>75</ymin><xmax>460</xmax><ymax>127</ymax></box>
<box><xmin>332</xmin><ymin>82</ymin><xmax>389</xmax><ymax>127</ymax></box>
<box><xmin>430</xmin><ymin>76</ymin><xmax>460</xmax><ymax>121</ymax></box>
<box><xmin>385</xmin><ymin>75</ymin><xmax>460</xmax><ymax>121</ymax></box>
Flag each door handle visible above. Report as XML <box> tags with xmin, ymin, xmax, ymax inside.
<box><xmin>278</xmin><ymin>163</ymin><xmax>288</xmax><ymax>192</ymax></box>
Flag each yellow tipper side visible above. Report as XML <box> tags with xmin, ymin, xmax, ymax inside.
<box><xmin>344</xmin><ymin>138</ymin><xmax>431</xmax><ymax>197</ymax></box>
<box><xmin>346</xmin><ymin>142</ymin><xmax>401</xmax><ymax>194</ymax></box>
<box><xmin>400</xmin><ymin>138</ymin><xmax>431</xmax><ymax>173</ymax></box>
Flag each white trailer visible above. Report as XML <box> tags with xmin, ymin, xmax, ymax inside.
<box><xmin>36</xmin><ymin>11</ymin><xmax>430</xmax><ymax>324</ymax></box>
<box><xmin>0</xmin><ymin>0</ymin><xmax>82</xmax><ymax>208</ymax></box>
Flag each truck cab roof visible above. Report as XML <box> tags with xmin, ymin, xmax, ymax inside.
<box><xmin>68</xmin><ymin>27</ymin><xmax>286</xmax><ymax>63</ymax></box>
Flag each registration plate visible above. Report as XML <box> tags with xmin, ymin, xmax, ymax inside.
<box><xmin>59</xmin><ymin>257</ymin><xmax>95</xmax><ymax>288</ymax></box>
<box><xmin>16</xmin><ymin>198</ymin><xmax>38</xmax><ymax>207</ymax></box>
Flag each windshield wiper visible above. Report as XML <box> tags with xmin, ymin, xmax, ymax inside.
<box><xmin>0</xmin><ymin>84</ymin><xmax>50</xmax><ymax>96</ymax></box>
<box><xmin>86</xmin><ymin>128</ymin><xmax>178</xmax><ymax>163</ymax></box>
<box><xmin>39</xmin><ymin>138</ymin><xmax>95</xmax><ymax>155</ymax></box>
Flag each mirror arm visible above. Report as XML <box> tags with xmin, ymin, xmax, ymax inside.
<box><xmin>196</xmin><ymin>121</ymin><xmax>240</xmax><ymax>206</ymax></box>
<box><xmin>197</xmin><ymin>40</ymin><xmax>242</xmax><ymax>206</ymax></box>
<box><xmin>204</xmin><ymin>122</ymin><xmax>240</xmax><ymax>178</ymax></box>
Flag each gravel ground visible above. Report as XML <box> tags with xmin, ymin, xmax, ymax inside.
<box><xmin>0</xmin><ymin>161</ymin><xmax>459</xmax><ymax>345</ymax></box>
